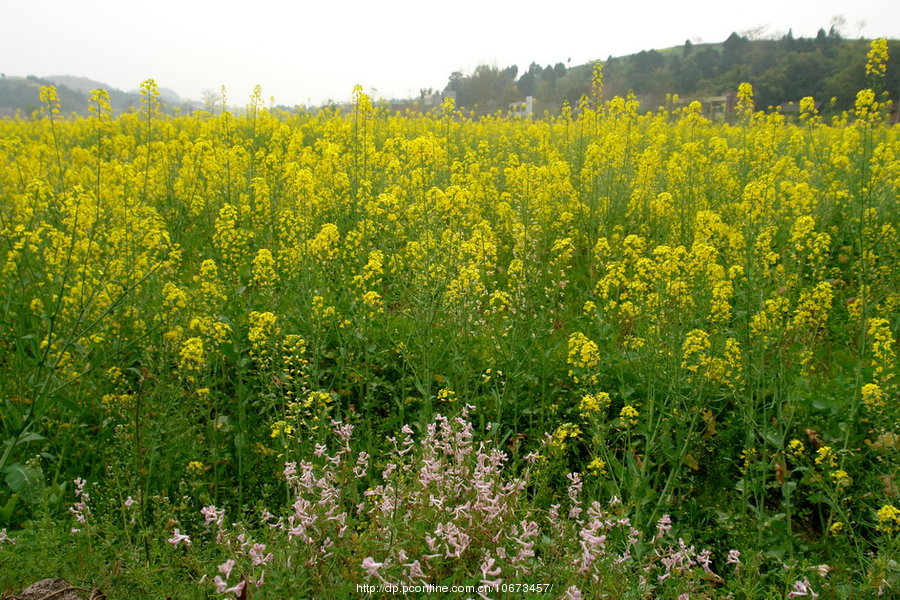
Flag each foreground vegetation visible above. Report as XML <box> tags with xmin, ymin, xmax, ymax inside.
<box><xmin>0</xmin><ymin>43</ymin><xmax>897</xmax><ymax>598</ymax></box>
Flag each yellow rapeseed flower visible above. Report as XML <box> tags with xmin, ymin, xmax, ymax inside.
<box><xmin>815</xmin><ymin>446</ymin><xmax>837</xmax><ymax>468</ymax></box>
<box><xmin>619</xmin><ymin>405</ymin><xmax>639</xmax><ymax>427</ymax></box>
<box><xmin>788</xmin><ymin>439</ymin><xmax>805</xmax><ymax>457</ymax></box>
<box><xmin>579</xmin><ymin>392</ymin><xmax>611</xmax><ymax>418</ymax></box>
<box><xmin>866</xmin><ymin>38</ymin><xmax>889</xmax><ymax>78</ymax></box>
<box><xmin>587</xmin><ymin>457</ymin><xmax>607</xmax><ymax>475</ymax></box>
<box><xmin>876</xmin><ymin>504</ymin><xmax>900</xmax><ymax>534</ymax></box>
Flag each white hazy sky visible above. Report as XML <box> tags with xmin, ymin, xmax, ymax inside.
<box><xmin>3</xmin><ymin>0</ymin><xmax>898</xmax><ymax>106</ymax></box>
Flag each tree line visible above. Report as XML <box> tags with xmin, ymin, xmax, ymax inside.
<box><xmin>444</xmin><ymin>30</ymin><xmax>900</xmax><ymax>115</ymax></box>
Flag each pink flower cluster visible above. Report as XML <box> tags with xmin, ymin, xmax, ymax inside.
<box><xmin>788</xmin><ymin>578</ymin><xmax>819</xmax><ymax>599</ymax></box>
<box><xmin>0</xmin><ymin>528</ymin><xmax>15</xmax><ymax>545</ymax></box>
<box><xmin>188</xmin><ymin>412</ymin><xmax>748</xmax><ymax>598</ymax></box>
<box><xmin>68</xmin><ymin>477</ymin><xmax>90</xmax><ymax>535</ymax></box>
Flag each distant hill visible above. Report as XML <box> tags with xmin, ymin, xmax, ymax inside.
<box><xmin>0</xmin><ymin>74</ymin><xmax>199</xmax><ymax>118</ymax></box>
<box><xmin>0</xmin><ymin>75</ymin><xmax>88</xmax><ymax>117</ymax></box>
<box><xmin>45</xmin><ymin>75</ymin><xmax>114</xmax><ymax>95</ymax></box>
<box><xmin>445</xmin><ymin>31</ymin><xmax>900</xmax><ymax>115</ymax></box>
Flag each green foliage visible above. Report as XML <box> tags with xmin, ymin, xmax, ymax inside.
<box><xmin>446</xmin><ymin>32</ymin><xmax>900</xmax><ymax>114</ymax></box>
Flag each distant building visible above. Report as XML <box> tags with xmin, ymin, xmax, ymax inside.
<box><xmin>674</xmin><ymin>92</ymin><xmax>737</xmax><ymax>122</ymax></box>
<box><xmin>778</xmin><ymin>99</ymin><xmax>823</xmax><ymax>118</ymax></box>
<box><xmin>509</xmin><ymin>96</ymin><xmax>534</xmax><ymax>118</ymax></box>
<box><xmin>699</xmin><ymin>92</ymin><xmax>736</xmax><ymax>122</ymax></box>
<box><xmin>420</xmin><ymin>91</ymin><xmax>444</xmax><ymax>107</ymax></box>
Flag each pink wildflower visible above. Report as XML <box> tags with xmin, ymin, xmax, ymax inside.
<box><xmin>788</xmin><ymin>579</ymin><xmax>818</xmax><ymax>599</ymax></box>
<box><xmin>480</xmin><ymin>556</ymin><xmax>501</xmax><ymax>580</ymax></box>
<box><xmin>404</xmin><ymin>560</ymin><xmax>426</xmax><ymax>580</ymax></box>
<box><xmin>0</xmin><ymin>529</ymin><xmax>15</xmax><ymax>545</ymax></box>
<box><xmin>362</xmin><ymin>556</ymin><xmax>384</xmax><ymax>578</ymax></box>
<box><xmin>656</xmin><ymin>514</ymin><xmax>672</xmax><ymax>538</ymax></box>
<box><xmin>332</xmin><ymin>421</ymin><xmax>354</xmax><ymax>443</ymax></box>
<box><xmin>697</xmin><ymin>548</ymin><xmax>714</xmax><ymax>574</ymax></box>
<box><xmin>201</xmin><ymin>505</ymin><xmax>225</xmax><ymax>527</ymax></box>
<box><xmin>563</xmin><ymin>586</ymin><xmax>583</xmax><ymax>600</ymax></box>
<box><xmin>354</xmin><ymin>451</ymin><xmax>370</xmax><ymax>478</ymax></box>
<box><xmin>727</xmin><ymin>549</ymin><xmax>741</xmax><ymax>573</ymax></box>
<box><xmin>68</xmin><ymin>477</ymin><xmax>90</xmax><ymax>531</ymax></box>
<box><xmin>250</xmin><ymin>543</ymin><xmax>273</xmax><ymax>566</ymax></box>
<box><xmin>566</xmin><ymin>472</ymin><xmax>583</xmax><ymax>518</ymax></box>
<box><xmin>224</xmin><ymin>579</ymin><xmax>246</xmax><ymax>596</ymax></box>
<box><xmin>168</xmin><ymin>528</ymin><xmax>191</xmax><ymax>547</ymax></box>
<box><xmin>283</xmin><ymin>461</ymin><xmax>297</xmax><ymax>483</ymax></box>
<box><xmin>218</xmin><ymin>559</ymin><xmax>236</xmax><ymax>578</ymax></box>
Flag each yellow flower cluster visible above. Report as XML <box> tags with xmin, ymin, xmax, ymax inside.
<box><xmin>619</xmin><ymin>405</ymin><xmax>639</xmax><ymax>427</ymax></box>
<box><xmin>186</xmin><ymin>461</ymin><xmax>206</xmax><ymax>476</ymax></box>
<box><xmin>311</xmin><ymin>295</ymin><xmax>337</xmax><ymax>321</ymax></box>
<box><xmin>866</xmin><ymin>38</ymin><xmax>889</xmax><ymax>78</ymax></box>
<box><xmin>248</xmin><ymin>311</ymin><xmax>280</xmax><ymax>365</ymax></box>
<box><xmin>829</xmin><ymin>469</ymin><xmax>850</xmax><ymax>486</ymax></box>
<box><xmin>790</xmin><ymin>281</ymin><xmax>834</xmax><ymax>333</ymax></box>
<box><xmin>189</xmin><ymin>316</ymin><xmax>232</xmax><ymax>346</ymax></box>
<box><xmin>860</xmin><ymin>383</ymin><xmax>885</xmax><ymax>412</ymax></box>
<box><xmin>251</xmin><ymin>248</ymin><xmax>278</xmax><ymax>288</ymax></box>
<box><xmin>868</xmin><ymin>318</ymin><xmax>896</xmax><ymax>392</ymax></box>
<box><xmin>579</xmin><ymin>392</ymin><xmax>611</xmax><ymax>418</ymax></box>
<box><xmin>437</xmin><ymin>388</ymin><xmax>457</xmax><ymax>403</ymax></box>
<box><xmin>179</xmin><ymin>337</ymin><xmax>205</xmax><ymax>378</ymax></box>
<box><xmin>681</xmin><ymin>329</ymin><xmax>711</xmax><ymax>373</ymax></box>
<box><xmin>301</xmin><ymin>391</ymin><xmax>332</xmax><ymax>411</ymax></box>
<box><xmin>876</xmin><ymin>504</ymin><xmax>900</xmax><ymax>534</ymax></box>
<box><xmin>815</xmin><ymin>446</ymin><xmax>837</xmax><ymax>469</ymax></box>
<box><xmin>799</xmin><ymin>96</ymin><xmax>817</xmax><ymax>122</ymax></box>
<box><xmin>270</xmin><ymin>420</ymin><xmax>295</xmax><ymax>439</ymax></box>
<box><xmin>567</xmin><ymin>332</ymin><xmax>600</xmax><ymax>384</ymax></box>
<box><xmin>353</xmin><ymin>250</ymin><xmax>385</xmax><ymax>289</ymax></box>
<box><xmin>194</xmin><ymin>260</ymin><xmax>226</xmax><ymax>306</ymax></box>
<box><xmin>789</xmin><ymin>216</ymin><xmax>831</xmax><ymax>276</ymax></box>
<box><xmin>162</xmin><ymin>283</ymin><xmax>188</xmax><ymax>313</ymax></box>
<box><xmin>587</xmin><ymin>457</ymin><xmax>607</xmax><ymax>476</ymax></box>
<box><xmin>736</xmin><ymin>82</ymin><xmax>754</xmax><ymax>116</ymax></box>
<box><xmin>213</xmin><ymin>203</ymin><xmax>252</xmax><ymax>274</ymax></box>
<box><xmin>280</xmin><ymin>334</ymin><xmax>308</xmax><ymax>398</ymax></box>
<box><xmin>361</xmin><ymin>290</ymin><xmax>383</xmax><ymax>314</ymax></box>
<box><xmin>550</xmin><ymin>423</ymin><xmax>582</xmax><ymax>451</ymax></box>
<box><xmin>308</xmin><ymin>223</ymin><xmax>341</xmax><ymax>261</ymax></box>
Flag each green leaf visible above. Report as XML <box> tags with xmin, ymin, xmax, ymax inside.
<box><xmin>0</xmin><ymin>493</ymin><xmax>17</xmax><ymax>522</ymax></box>
<box><xmin>761</xmin><ymin>428</ymin><xmax>781</xmax><ymax>447</ymax></box>
<box><xmin>16</xmin><ymin>432</ymin><xmax>46</xmax><ymax>445</ymax></box>
<box><xmin>3</xmin><ymin>463</ymin><xmax>44</xmax><ymax>503</ymax></box>
<box><xmin>782</xmin><ymin>481</ymin><xmax>798</xmax><ymax>496</ymax></box>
